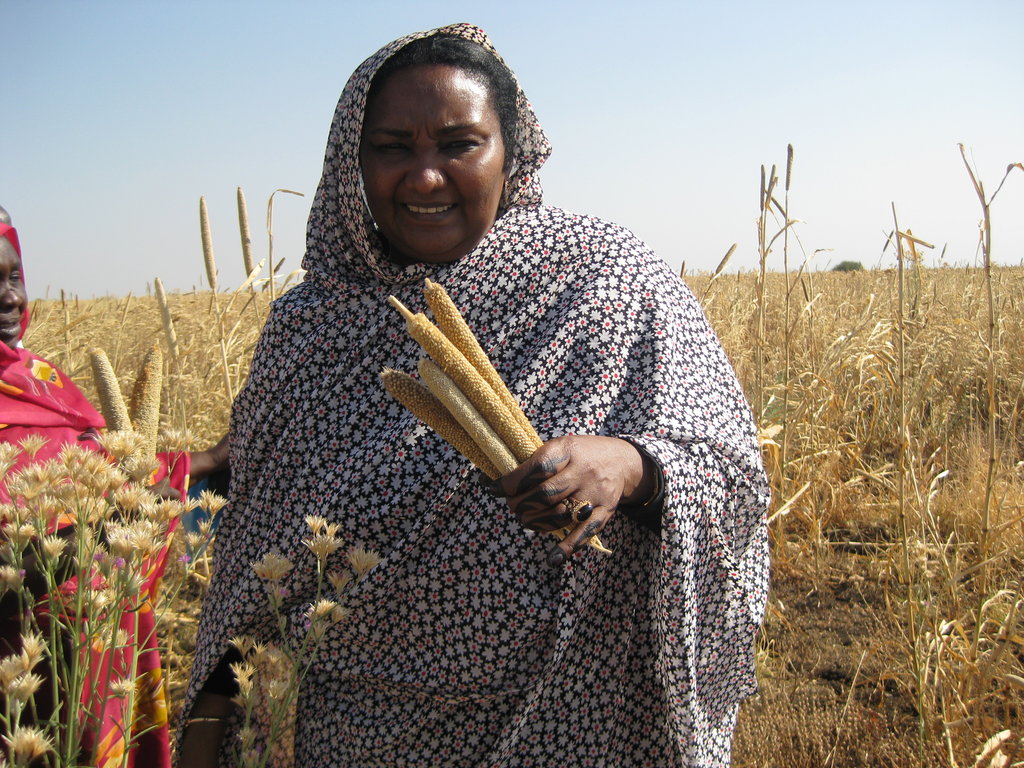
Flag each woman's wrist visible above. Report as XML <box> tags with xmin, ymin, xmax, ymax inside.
<box><xmin>616</xmin><ymin>437</ymin><xmax>660</xmax><ymax>508</ymax></box>
<box><xmin>616</xmin><ymin>437</ymin><xmax>666</xmax><ymax>533</ymax></box>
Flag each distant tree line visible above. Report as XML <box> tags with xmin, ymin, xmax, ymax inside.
<box><xmin>832</xmin><ymin>260</ymin><xmax>865</xmax><ymax>272</ymax></box>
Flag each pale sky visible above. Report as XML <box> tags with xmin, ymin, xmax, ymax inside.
<box><xmin>4</xmin><ymin>0</ymin><xmax>1023</xmax><ymax>297</ymax></box>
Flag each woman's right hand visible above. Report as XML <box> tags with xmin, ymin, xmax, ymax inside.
<box><xmin>482</xmin><ymin>434</ymin><xmax>658</xmax><ymax>566</ymax></box>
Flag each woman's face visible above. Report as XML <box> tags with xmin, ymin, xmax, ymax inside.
<box><xmin>360</xmin><ymin>64</ymin><xmax>507</xmax><ymax>265</ymax></box>
<box><xmin>0</xmin><ymin>238</ymin><xmax>27</xmax><ymax>348</ymax></box>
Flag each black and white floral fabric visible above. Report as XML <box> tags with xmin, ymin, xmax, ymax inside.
<box><xmin>185</xmin><ymin>22</ymin><xmax>770</xmax><ymax>768</ymax></box>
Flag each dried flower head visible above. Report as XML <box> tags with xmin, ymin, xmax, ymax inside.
<box><xmin>6</xmin><ymin>672</ymin><xmax>44</xmax><ymax>704</ymax></box>
<box><xmin>18</xmin><ymin>634</ymin><xmax>45</xmax><ymax>669</ymax></box>
<box><xmin>124</xmin><ymin>454</ymin><xmax>160</xmax><ymax>484</ymax></box>
<box><xmin>230</xmin><ymin>660</ymin><xmax>256</xmax><ymax>698</ymax></box>
<box><xmin>305</xmin><ymin>514</ymin><xmax>328</xmax><ymax>535</ymax></box>
<box><xmin>198</xmin><ymin>489</ymin><xmax>228</xmax><ymax>516</ymax></box>
<box><xmin>40</xmin><ymin>534</ymin><xmax>67</xmax><ymax>561</ymax></box>
<box><xmin>3</xmin><ymin>725</ymin><xmax>53</xmax><ymax>763</ymax></box>
<box><xmin>6</xmin><ymin>524</ymin><xmax>37</xmax><ymax>549</ymax></box>
<box><xmin>327</xmin><ymin>570</ymin><xmax>353</xmax><ymax>598</ymax></box>
<box><xmin>303</xmin><ymin>533</ymin><xmax>342</xmax><ymax>563</ymax></box>
<box><xmin>307</xmin><ymin>598</ymin><xmax>340</xmax><ymax>622</ymax></box>
<box><xmin>112</xmin><ymin>483</ymin><xmax>154</xmax><ymax>513</ymax></box>
<box><xmin>110</xmin><ymin>677</ymin><xmax>136</xmax><ymax>698</ymax></box>
<box><xmin>99</xmin><ymin>430</ymin><xmax>145</xmax><ymax>462</ymax></box>
<box><xmin>229</xmin><ymin>635</ymin><xmax>256</xmax><ymax>657</ymax></box>
<box><xmin>0</xmin><ymin>566</ymin><xmax>24</xmax><ymax>592</ymax></box>
<box><xmin>267</xmin><ymin>678</ymin><xmax>290</xmax><ymax>700</ymax></box>
<box><xmin>158</xmin><ymin>427</ymin><xmax>196</xmax><ymax>453</ymax></box>
<box><xmin>17</xmin><ymin>434</ymin><xmax>49</xmax><ymax>459</ymax></box>
<box><xmin>251</xmin><ymin>553</ymin><xmax>293</xmax><ymax>582</ymax></box>
<box><xmin>0</xmin><ymin>656</ymin><xmax>28</xmax><ymax>689</ymax></box>
<box><xmin>347</xmin><ymin>547</ymin><xmax>382</xmax><ymax>579</ymax></box>
<box><xmin>4</xmin><ymin>460</ymin><xmax>61</xmax><ymax>501</ymax></box>
<box><xmin>0</xmin><ymin>443</ymin><xmax>21</xmax><ymax>480</ymax></box>
<box><xmin>150</xmin><ymin>498</ymin><xmax>183</xmax><ymax>525</ymax></box>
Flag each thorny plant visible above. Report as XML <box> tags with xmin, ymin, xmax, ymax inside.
<box><xmin>0</xmin><ymin>431</ymin><xmax>225</xmax><ymax>768</ymax></box>
<box><xmin>226</xmin><ymin>516</ymin><xmax>380</xmax><ymax>768</ymax></box>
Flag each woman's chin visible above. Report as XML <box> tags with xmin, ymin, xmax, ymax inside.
<box><xmin>387</xmin><ymin>244</ymin><xmax>470</xmax><ymax>267</ymax></box>
<box><xmin>0</xmin><ymin>323</ymin><xmax>22</xmax><ymax>348</ymax></box>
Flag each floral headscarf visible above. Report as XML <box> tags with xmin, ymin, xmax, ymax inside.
<box><xmin>302</xmin><ymin>22</ymin><xmax>551</xmax><ymax>287</ymax></box>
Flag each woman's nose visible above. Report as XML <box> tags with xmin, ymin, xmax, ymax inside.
<box><xmin>0</xmin><ymin>282</ymin><xmax>23</xmax><ymax>311</ymax></box>
<box><xmin>404</xmin><ymin>155</ymin><xmax>446</xmax><ymax>194</ymax></box>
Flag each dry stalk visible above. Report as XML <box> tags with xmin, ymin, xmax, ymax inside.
<box><xmin>237</xmin><ymin>186</ymin><xmax>255</xmax><ymax>283</ymax></box>
<box><xmin>700</xmin><ymin>244</ymin><xmax>736</xmax><ymax>303</ymax></box>
<box><xmin>111</xmin><ymin>293</ymin><xmax>133</xmax><ymax>369</ymax></box>
<box><xmin>957</xmin><ymin>145</ymin><xmax>1022</xmax><ymax>595</ymax></box>
<box><xmin>266</xmin><ymin>189</ymin><xmax>304</xmax><ymax>302</ymax></box>
<box><xmin>153</xmin><ymin>277</ymin><xmax>179</xmax><ymax>361</ymax></box>
<box><xmin>200</xmin><ymin>196</ymin><xmax>219</xmax><ymax>293</ymax></box>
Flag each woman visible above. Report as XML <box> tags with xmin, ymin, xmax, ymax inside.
<box><xmin>1</xmin><ymin>207</ymin><xmax>226</xmax><ymax>768</ymax></box>
<box><xmin>183</xmin><ymin>23</ymin><xmax>769</xmax><ymax>767</ymax></box>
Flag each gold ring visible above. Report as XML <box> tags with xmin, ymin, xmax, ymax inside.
<box><xmin>565</xmin><ymin>498</ymin><xmax>592</xmax><ymax>525</ymax></box>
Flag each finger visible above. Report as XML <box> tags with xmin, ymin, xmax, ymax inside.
<box><xmin>475</xmin><ymin>471</ymin><xmax>507</xmax><ymax>498</ymax></box>
<box><xmin>498</xmin><ymin>451</ymin><xmax>570</xmax><ymax>497</ymax></box>
<box><xmin>564</xmin><ymin>499</ymin><xmax>594</xmax><ymax>523</ymax></box>
<box><xmin>545</xmin><ymin>512</ymin><xmax>610</xmax><ymax>567</ymax></box>
<box><xmin>520</xmin><ymin>510</ymin><xmax>570</xmax><ymax>533</ymax></box>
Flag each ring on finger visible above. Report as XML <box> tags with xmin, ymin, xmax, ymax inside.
<box><xmin>564</xmin><ymin>498</ymin><xmax>594</xmax><ymax>525</ymax></box>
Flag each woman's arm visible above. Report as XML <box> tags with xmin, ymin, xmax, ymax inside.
<box><xmin>176</xmin><ymin>691</ymin><xmax>236</xmax><ymax>768</ymax></box>
<box><xmin>188</xmin><ymin>434</ymin><xmax>229</xmax><ymax>487</ymax></box>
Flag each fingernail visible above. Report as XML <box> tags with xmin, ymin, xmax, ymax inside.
<box><xmin>576</xmin><ymin>503</ymin><xmax>593</xmax><ymax>521</ymax></box>
<box><xmin>475</xmin><ymin>472</ymin><xmax>505</xmax><ymax>497</ymax></box>
<box><xmin>546</xmin><ymin>548</ymin><xmax>565</xmax><ymax>567</ymax></box>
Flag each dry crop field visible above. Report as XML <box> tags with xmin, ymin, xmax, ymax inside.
<box><xmin>19</xmin><ymin>256</ymin><xmax>1022</xmax><ymax>767</ymax></box>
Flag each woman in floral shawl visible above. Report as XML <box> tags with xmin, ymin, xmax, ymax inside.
<box><xmin>182</xmin><ymin>23</ymin><xmax>769</xmax><ymax>767</ymax></box>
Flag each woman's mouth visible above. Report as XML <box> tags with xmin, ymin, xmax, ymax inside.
<box><xmin>404</xmin><ymin>204</ymin><xmax>454</xmax><ymax>214</ymax></box>
<box><xmin>0</xmin><ymin>316</ymin><xmax>22</xmax><ymax>343</ymax></box>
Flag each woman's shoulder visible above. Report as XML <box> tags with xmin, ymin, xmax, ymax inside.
<box><xmin>497</xmin><ymin>205</ymin><xmax>670</xmax><ymax>283</ymax></box>
<box><xmin>501</xmin><ymin>205</ymin><xmax>652</xmax><ymax>250</ymax></box>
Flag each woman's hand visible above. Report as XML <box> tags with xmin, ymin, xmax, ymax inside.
<box><xmin>486</xmin><ymin>435</ymin><xmax>658</xmax><ymax>566</ymax></box>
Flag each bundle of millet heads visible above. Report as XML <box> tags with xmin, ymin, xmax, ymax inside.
<box><xmin>382</xmin><ymin>279</ymin><xmax>610</xmax><ymax>554</ymax></box>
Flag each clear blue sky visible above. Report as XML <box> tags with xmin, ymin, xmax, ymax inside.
<box><xmin>4</xmin><ymin>0</ymin><xmax>1023</xmax><ymax>297</ymax></box>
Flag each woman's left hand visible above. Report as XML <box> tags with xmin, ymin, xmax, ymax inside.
<box><xmin>486</xmin><ymin>435</ymin><xmax>657</xmax><ymax>566</ymax></box>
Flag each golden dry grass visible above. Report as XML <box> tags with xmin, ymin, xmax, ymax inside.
<box><xmin>22</xmin><ymin>263</ymin><xmax>1024</xmax><ymax>767</ymax></box>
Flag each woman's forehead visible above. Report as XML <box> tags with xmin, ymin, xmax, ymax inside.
<box><xmin>0</xmin><ymin>237</ymin><xmax>21</xmax><ymax>268</ymax></box>
<box><xmin>363</xmin><ymin>66</ymin><xmax>495</xmax><ymax>128</ymax></box>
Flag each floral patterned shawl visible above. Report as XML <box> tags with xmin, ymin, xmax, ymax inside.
<box><xmin>186</xmin><ymin>22</ymin><xmax>769</xmax><ymax>767</ymax></box>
